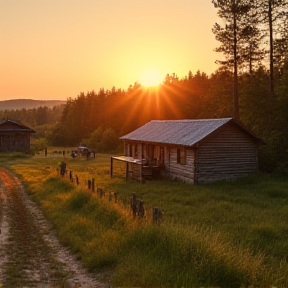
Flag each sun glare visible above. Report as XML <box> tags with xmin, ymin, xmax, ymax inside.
<box><xmin>139</xmin><ymin>69</ymin><xmax>163</xmax><ymax>87</ymax></box>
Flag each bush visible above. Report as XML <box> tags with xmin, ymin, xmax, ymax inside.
<box><xmin>101</xmin><ymin>128</ymin><xmax>120</xmax><ymax>152</ymax></box>
<box><xmin>83</xmin><ymin>126</ymin><xmax>120</xmax><ymax>152</ymax></box>
<box><xmin>87</xmin><ymin>126</ymin><xmax>103</xmax><ymax>150</ymax></box>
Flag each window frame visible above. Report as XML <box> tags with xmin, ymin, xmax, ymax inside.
<box><xmin>177</xmin><ymin>147</ymin><xmax>186</xmax><ymax>165</ymax></box>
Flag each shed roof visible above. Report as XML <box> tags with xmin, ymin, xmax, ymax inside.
<box><xmin>0</xmin><ymin>119</ymin><xmax>36</xmax><ymax>133</ymax></box>
<box><xmin>120</xmin><ymin>118</ymin><xmax>264</xmax><ymax>147</ymax></box>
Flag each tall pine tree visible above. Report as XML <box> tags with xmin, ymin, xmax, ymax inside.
<box><xmin>212</xmin><ymin>0</ymin><xmax>255</xmax><ymax>120</ymax></box>
<box><xmin>255</xmin><ymin>0</ymin><xmax>288</xmax><ymax>96</ymax></box>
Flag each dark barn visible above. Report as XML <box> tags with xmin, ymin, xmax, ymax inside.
<box><xmin>0</xmin><ymin>119</ymin><xmax>35</xmax><ymax>153</ymax></box>
<box><xmin>111</xmin><ymin>118</ymin><xmax>265</xmax><ymax>184</ymax></box>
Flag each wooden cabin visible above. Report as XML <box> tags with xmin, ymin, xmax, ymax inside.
<box><xmin>0</xmin><ymin>119</ymin><xmax>35</xmax><ymax>153</ymax></box>
<box><xmin>111</xmin><ymin>118</ymin><xmax>265</xmax><ymax>184</ymax></box>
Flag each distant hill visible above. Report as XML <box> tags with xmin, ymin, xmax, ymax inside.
<box><xmin>0</xmin><ymin>99</ymin><xmax>66</xmax><ymax>110</ymax></box>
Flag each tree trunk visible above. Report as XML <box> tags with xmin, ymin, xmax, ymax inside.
<box><xmin>268</xmin><ymin>0</ymin><xmax>274</xmax><ymax>96</ymax></box>
<box><xmin>233</xmin><ymin>4</ymin><xmax>240</xmax><ymax>120</ymax></box>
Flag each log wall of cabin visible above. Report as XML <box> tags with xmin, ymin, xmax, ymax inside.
<box><xmin>168</xmin><ymin>147</ymin><xmax>195</xmax><ymax>184</ymax></box>
<box><xmin>0</xmin><ymin>133</ymin><xmax>31</xmax><ymax>152</ymax></box>
<box><xmin>124</xmin><ymin>142</ymin><xmax>196</xmax><ymax>182</ymax></box>
<box><xmin>196</xmin><ymin>123</ymin><xmax>259</xmax><ymax>183</ymax></box>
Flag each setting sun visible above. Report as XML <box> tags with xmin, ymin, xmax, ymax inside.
<box><xmin>0</xmin><ymin>1</ymin><xmax>219</xmax><ymax>100</ymax></box>
<box><xmin>138</xmin><ymin>69</ymin><xmax>163</xmax><ymax>87</ymax></box>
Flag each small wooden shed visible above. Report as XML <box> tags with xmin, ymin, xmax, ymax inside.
<box><xmin>111</xmin><ymin>118</ymin><xmax>265</xmax><ymax>183</ymax></box>
<box><xmin>0</xmin><ymin>119</ymin><xmax>35</xmax><ymax>153</ymax></box>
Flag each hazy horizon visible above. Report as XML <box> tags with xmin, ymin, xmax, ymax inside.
<box><xmin>0</xmin><ymin>98</ymin><xmax>66</xmax><ymax>102</ymax></box>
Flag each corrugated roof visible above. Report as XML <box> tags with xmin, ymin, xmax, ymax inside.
<box><xmin>0</xmin><ymin>119</ymin><xmax>36</xmax><ymax>133</ymax></box>
<box><xmin>120</xmin><ymin>118</ymin><xmax>264</xmax><ymax>146</ymax></box>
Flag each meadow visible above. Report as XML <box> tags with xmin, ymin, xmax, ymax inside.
<box><xmin>2</xmin><ymin>151</ymin><xmax>288</xmax><ymax>287</ymax></box>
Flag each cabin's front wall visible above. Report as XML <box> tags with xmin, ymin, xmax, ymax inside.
<box><xmin>124</xmin><ymin>141</ymin><xmax>168</xmax><ymax>166</ymax></box>
<box><xmin>196</xmin><ymin>123</ymin><xmax>259</xmax><ymax>183</ymax></box>
<box><xmin>0</xmin><ymin>133</ymin><xmax>31</xmax><ymax>152</ymax></box>
<box><xmin>124</xmin><ymin>141</ymin><xmax>196</xmax><ymax>183</ymax></box>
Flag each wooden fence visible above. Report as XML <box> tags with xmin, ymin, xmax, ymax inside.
<box><xmin>57</xmin><ymin>162</ymin><xmax>163</xmax><ymax>225</ymax></box>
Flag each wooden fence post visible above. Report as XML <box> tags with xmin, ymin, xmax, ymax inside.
<box><xmin>114</xmin><ymin>192</ymin><xmax>118</xmax><ymax>203</ymax></box>
<box><xmin>75</xmin><ymin>175</ymin><xmax>79</xmax><ymax>185</ymax></box>
<box><xmin>97</xmin><ymin>188</ymin><xmax>103</xmax><ymax>198</ymax></box>
<box><xmin>92</xmin><ymin>178</ymin><xmax>95</xmax><ymax>192</ymax></box>
<box><xmin>130</xmin><ymin>193</ymin><xmax>137</xmax><ymax>217</ymax></box>
<box><xmin>152</xmin><ymin>207</ymin><xmax>163</xmax><ymax>225</ymax></box>
<box><xmin>60</xmin><ymin>162</ymin><xmax>66</xmax><ymax>177</ymax></box>
<box><xmin>138</xmin><ymin>199</ymin><xmax>145</xmax><ymax>218</ymax></box>
<box><xmin>130</xmin><ymin>194</ymin><xmax>145</xmax><ymax>218</ymax></box>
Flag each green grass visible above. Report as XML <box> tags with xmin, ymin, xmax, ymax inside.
<box><xmin>3</xmin><ymin>151</ymin><xmax>288</xmax><ymax>287</ymax></box>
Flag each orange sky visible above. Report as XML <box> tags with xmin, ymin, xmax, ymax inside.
<box><xmin>0</xmin><ymin>0</ymin><xmax>220</xmax><ymax>101</ymax></box>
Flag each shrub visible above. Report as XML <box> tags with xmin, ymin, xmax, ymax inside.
<box><xmin>101</xmin><ymin>128</ymin><xmax>119</xmax><ymax>152</ymax></box>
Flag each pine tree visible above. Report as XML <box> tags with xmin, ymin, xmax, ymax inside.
<box><xmin>255</xmin><ymin>0</ymin><xmax>288</xmax><ymax>96</ymax></box>
<box><xmin>212</xmin><ymin>0</ymin><xmax>255</xmax><ymax>120</ymax></box>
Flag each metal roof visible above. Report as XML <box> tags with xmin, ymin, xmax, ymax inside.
<box><xmin>120</xmin><ymin>118</ymin><xmax>264</xmax><ymax>147</ymax></box>
<box><xmin>0</xmin><ymin>119</ymin><xmax>36</xmax><ymax>133</ymax></box>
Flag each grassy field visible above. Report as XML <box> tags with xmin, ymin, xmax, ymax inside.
<box><xmin>2</xmin><ymin>151</ymin><xmax>288</xmax><ymax>287</ymax></box>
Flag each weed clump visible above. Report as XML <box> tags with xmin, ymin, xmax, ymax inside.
<box><xmin>68</xmin><ymin>190</ymin><xmax>91</xmax><ymax>210</ymax></box>
<box><xmin>45</xmin><ymin>177</ymin><xmax>74</xmax><ymax>193</ymax></box>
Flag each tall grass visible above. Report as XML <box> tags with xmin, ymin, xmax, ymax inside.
<box><xmin>111</xmin><ymin>175</ymin><xmax>288</xmax><ymax>261</ymax></box>
<box><xmin>112</xmin><ymin>224</ymin><xmax>271</xmax><ymax>288</ymax></box>
<box><xmin>5</xmin><ymin>152</ymin><xmax>288</xmax><ymax>287</ymax></box>
<box><xmin>23</xmin><ymin>177</ymin><xmax>274</xmax><ymax>287</ymax></box>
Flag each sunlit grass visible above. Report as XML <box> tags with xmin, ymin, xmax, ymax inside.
<box><xmin>4</xmin><ymin>151</ymin><xmax>288</xmax><ymax>287</ymax></box>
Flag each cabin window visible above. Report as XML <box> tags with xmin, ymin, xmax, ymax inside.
<box><xmin>177</xmin><ymin>147</ymin><xmax>186</xmax><ymax>165</ymax></box>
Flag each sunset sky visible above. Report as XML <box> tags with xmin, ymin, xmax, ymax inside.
<box><xmin>0</xmin><ymin>0</ymin><xmax>220</xmax><ymax>101</ymax></box>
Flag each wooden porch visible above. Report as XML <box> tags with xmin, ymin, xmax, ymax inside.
<box><xmin>110</xmin><ymin>156</ymin><xmax>162</xmax><ymax>182</ymax></box>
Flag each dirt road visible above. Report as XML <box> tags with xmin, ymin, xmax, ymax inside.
<box><xmin>0</xmin><ymin>167</ymin><xmax>110</xmax><ymax>288</ymax></box>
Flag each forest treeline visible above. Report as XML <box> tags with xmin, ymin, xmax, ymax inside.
<box><xmin>51</xmin><ymin>66</ymin><xmax>288</xmax><ymax>173</ymax></box>
<box><xmin>1</xmin><ymin>66</ymin><xmax>288</xmax><ymax>173</ymax></box>
<box><xmin>0</xmin><ymin>105</ymin><xmax>64</xmax><ymax>128</ymax></box>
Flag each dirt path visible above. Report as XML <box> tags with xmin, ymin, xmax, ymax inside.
<box><xmin>0</xmin><ymin>167</ymin><xmax>110</xmax><ymax>288</ymax></box>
